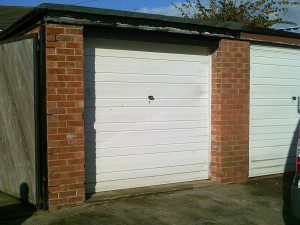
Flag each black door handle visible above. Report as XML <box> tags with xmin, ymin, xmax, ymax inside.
<box><xmin>292</xmin><ymin>96</ymin><xmax>297</xmax><ymax>100</ymax></box>
<box><xmin>148</xmin><ymin>96</ymin><xmax>155</xmax><ymax>101</ymax></box>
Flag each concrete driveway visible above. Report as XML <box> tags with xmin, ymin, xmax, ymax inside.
<box><xmin>0</xmin><ymin>174</ymin><xmax>298</xmax><ymax>225</ymax></box>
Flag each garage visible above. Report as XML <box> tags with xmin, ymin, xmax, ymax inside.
<box><xmin>249</xmin><ymin>44</ymin><xmax>300</xmax><ymax>177</ymax></box>
<box><xmin>84</xmin><ymin>38</ymin><xmax>211</xmax><ymax>193</ymax></box>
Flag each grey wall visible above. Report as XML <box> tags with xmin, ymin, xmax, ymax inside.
<box><xmin>0</xmin><ymin>38</ymin><xmax>37</xmax><ymax>204</ymax></box>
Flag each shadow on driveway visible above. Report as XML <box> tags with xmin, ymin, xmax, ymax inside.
<box><xmin>282</xmin><ymin>172</ymin><xmax>299</xmax><ymax>225</ymax></box>
<box><xmin>0</xmin><ymin>183</ymin><xmax>36</xmax><ymax>225</ymax></box>
<box><xmin>282</xmin><ymin>101</ymin><xmax>300</xmax><ymax>225</ymax></box>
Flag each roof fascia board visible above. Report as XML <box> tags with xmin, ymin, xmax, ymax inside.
<box><xmin>1</xmin><ymin>3</ymin><xmax>299</xmax><ymax>40</ymax></box>
<box><xmin>43</xmin><ymin>12</ymin><xmax>239</xmax><ymax>40</ymax></box>
<box><xmin>36</xmin><ymin>3</ymin><xmax>300</xmax><ymax>39</ymax></box>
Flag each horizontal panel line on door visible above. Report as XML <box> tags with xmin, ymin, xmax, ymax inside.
<box><xmin>84</xmin><ymin>54</ymin><xmax>209</xmax><ymax>63</ymax></box>
<box><xmin>85</xmin><ymin>140</ymin><xmax>208</xmax><ymax>149</ymax></box>
<box><xmin>251</xmin><ymin>56</ymin><xmax>300</xmax><ymax>61</ymax></box>
<box><xmin>85</xmin><ymin>169</ymin><xmax>207</xmax><ymax>183</ymax></box>
<box><xmin>251</xmin><ymin>144</ymin><xmax>297</xmax><ymax>149</ymax></box>
<box><xmin>88</xmin><ymin>72</ymin><xmax>209</xmax><ymax>78</ymax></box>
<box><xmin>85</xmin><ymin>106</ymin><xmax>209</xmax><ymax>109</ymax></box>
<box><xmin>251</xmin><ymin>152</ymin><xmax>296</xmax><ymax>161</ymax></box>
<box><xmin>250</xmin><ymin>163</ymin><xmax>295</xmax><ymax>170</ymax></box>
<box><xmin>252</xmin><ymin>84</ymin><xmax>300</xmax><ymax>87</ymax></box>
<box><xmin>85</xmin><ymin>134</ymin><xmax>208</xmax><ymax>143</ymax></box>
<box><xmin>86</xmin><ymin>127</ymin><xmax>208</xmax><ymax>134</ymax></box>
<box><xmin>250</xmin><ymin>116</ymin><xmax>300</xmax><ymax>120</ymax></box>
<box><xmin>84</xmin><ymin>119</ymin><xmax>208</xmax><ymax>124</ymax></box>
<box><xmin>251</xmin><ymin>75</ymin><xmax>300</xmax><ymax>79</ymax></box>
<box><xmin>85</xmin><ymin>148</ymin><xmax>208</xmax><ymax>158</ymax></box>
<box><xmin>85</xmin><ymin>157</ymin><xmax>208</xmax><ymax>173</ymax></box>
<box><xmin>85</xmin><ymin>162</ymin><xmax>206</xmax><ymax>176</ymax></box>
<box><xmin>88</xmin><ymin>62</ymin><xmax>208</xmax><ymax>70</ymax></box>
<box><xmin>85</xmin><ymin>120</ymin><xmax>208</xmax><ymax>125</ymax></box>
<box><xmin>251</xmin><ymin>138</ymin><xmax>297</xmax><ymax>144</ymax></box>
<box><xmin>251</xmin><ymin>77</ymin><xmax>300</xmax><ymax>82</ymax></box>
<box><xmin>86</xmin><ymin>105</ymin><xmax>208</xmax><ymax>110</ymax></box>
<box><xmin>85</xmin><ymin>70</ymin><xmax>207</xmax><ymax>77</ymax></box>
<box><xmin>250</xmin><ymin>131</ymin><xmax>297</xmax><ymax>135</ymax></box>
<box><xmin>87</xmin><ymin>169</ymin><xmax>208</xmax><ymax>183</ymax></box>
<box><xmin>250</xmin><ymin>49</ymin><xmax>300</xmax><ymax>55</ymax></box>
<box><xmin>250</xmin><ymin>124</ymin><xmax>298</xmax><ymax>127</ymax></box>
<box><xmin>252</xmin><ymin>63</ymin><xmax>300</xmax><ymax>68</ymax></box>
<box><xmin>85</xmin><ymin>141</ymin><xmax>208</xmax><ymax>151</ymax></box>
<box><xmin>85</xmin><ymin>97</ymin><xmax>209</xmax><ymax>100</ymax></box>
<box><xmin>86</xmin><ymin>81</ymin><xmax>208</xmax><ymax>85</ymax></box>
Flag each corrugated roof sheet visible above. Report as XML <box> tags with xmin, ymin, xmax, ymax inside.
<box><xmin>0</xmin><ymin>6</ymin><xmax>33</xmax><ymax>31</ymax></box>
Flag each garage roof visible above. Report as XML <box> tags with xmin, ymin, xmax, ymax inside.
<box><xmin>0</xmin><ymin>6</ymin><xmax>33</xmax><ymax>32</ymax></box>
<box><xmin>0</xmin><ymin>3</ymin><xmax>299</xmax><ymax>41</ymax></box>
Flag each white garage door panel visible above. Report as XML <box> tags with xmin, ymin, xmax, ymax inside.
<box><xmin>86</xmin><ymin>55</ymin><xmax>208</xmax><ymax>68</ymax></box>
<box><xmin>84</xmin><ymin>38</ymin><xmax>210</xmax><ymax>192</ymax></box>
<box><xmin>85</xmin><ymin>120</ymin><xmax>208</xmax><ymax>132</ymax></box>
<box><xmin>252</xmin><ymin>66</ymin><xmax>299</xmax><ymax>78</ymax></box>
<box><xmin>252</xmin><ymin>99</ymin><xmax>299</xmax><ymax>106</ymax></box>
<box><xmin>85</xmin><ymin>154</ymin><xmax>207</xmax><ymax>173</ymax></box>
<box><xmin>86</xmin><ymin>142</ymin><xmax>208</xmax><ymax>158</ymax></box>
<box><xmin>85</xmin><ymin>98</ymin><xmax>208</xmax><ymax>107</ymax></box>
<box><xmin>250</xmin><ymin>165</ymin><xmax>295</xmax><ymax>177</ymax></box>
<box><xmin>85</xmin><ymin>135</ymin><xmax>208</xmax><ymax>150</ymax></box>
<box><xmin>88</xmin><ymin>150</ymin><xmax>208</xmax><ymax>166</ymax></box>
<box><xmin>252</xmin><ymin>156</ymin><xmax>295</xmax><ymax>166</ymax></box>
<box><xmin>84</xmin><ymin>39</ymin><xmax>209</xmax><ymax>57</ymax></box>
<box><xmin>251</xmin><ymin>138</ymin><xmax>297</xmax><ymax>148</ymax></box>
<box><xmin>252</xmin><ymin>57</ymin><xmax>299</xmax><ymax>66</ymax></box>
<box><xmin>85</xmin><ymin>113</ymin><xmax>208</xmax><ymax>123</ymax></box>
<box><xmin>251</xmin><ymin>107</ymin><xmax>299</xmax><ymax>119</ymax></box>
<box><xmin>86</xmin><ymin>65</ymin><xmax>205</xmax><ymax>76</ymax></box>
<box><xmin>88</xmin><ymin>107</ymin><xmax>208</xmax><ymax>117</ymax></box>
<box><xmin>249</xmin><ymin>45</ymin><xmax>300</xmax><ymax>177</ymax></box>
<box><xmin>251</xmin><ymin>92</ymin><xmax>300</xmax><ymax>100</ymax></box>
<box><xmin>88</xmin><ymin>164</ymin><xmax>207</xmax><ymax>183</ymax></box>
<box><xmin>251</xmin><ymin>146</ymin><xmax>295</xmax><ymax>160</ymax></box>
<box><xmin>86</xmin><ymin>85</ymin><xmax>208</xmax><ymax>99</ymax></box>
<box><xmin>86</xmin><ymin>128</ymin><xmax>208</xmax><ymax>140</ymax></box>
<box><xmin>251</xmin><ymin>132</ymin><xmax>297</xmax><ymax>141</ymax></box>
<box><xmin>251</xmin><ymin>47</ymin><xmax>300</xmax><ymax>58</ymax></box>
<box><xmin>84</xmin><ymin>48</ymin><xmax>209</xmax><ymax>61</ymax></box>
<box><xmin>252</xmin><ymin>77</ymin><xmax>300</xmax><ymax>86</ymax></box>
<box><xmin>86</xmin><ymin>171</ymin><xmax>208</xmax><ymax>193</ymax></box>
<box><xmin>251</xmin><ymin>124</ymin><xmax>297</xmax><ymax>134</ymax></box>
<box><xmin>85</xmin><ymin>73</ymin><xmax>208</xmax><ymax>84</ymax></box>
<box><xmin>252</xmin><ymin>85</ymin><xmax>300</xmax><ymax>93</ymax></box>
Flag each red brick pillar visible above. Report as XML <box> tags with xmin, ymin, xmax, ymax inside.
<box><xmin>45</xmin><ymin>24</ymin><xmax>85</xmax><ymax>210</ymax></box>
<box><xmin>211</xmin><ymin>39</ymin><xmax>250</xmax><ymax>183</ymax></box>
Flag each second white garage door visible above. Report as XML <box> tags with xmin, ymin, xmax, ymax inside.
<box><xmin>84</xmin><ymin>38</ymin><xmax>210</xmax><ymax>193</ymax></box>
<box><xmin>250</xmin><ymin>44</ymin><xmax>300</xmax><ymax>177</ymax></box>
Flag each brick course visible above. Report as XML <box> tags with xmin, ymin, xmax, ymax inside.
<box><xmin>45</xmin><ymin>24</ymin><xmax>85</xmax><ymax>211</ymax></box>
<box><xmin>210</xmin><ymin>39</ymin><xmax>250</xmax><ymax>183</ymax></box>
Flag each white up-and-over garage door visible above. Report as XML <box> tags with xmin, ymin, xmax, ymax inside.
<box><xmin>84</xmin><ymin>39</ymin><xmax>211</xmax><ymax>193</ymax></box>
<box><xmin>250</xmin><ymin>45</ymin><xmax>300</xmax><ymax>177</ymax></box>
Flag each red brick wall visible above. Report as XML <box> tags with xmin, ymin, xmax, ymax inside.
<box><xmin>45</xmin><ymin>24</ymin><xmax>85</xmax><ymax>211</ymax></box>
<box><xmin>211</xmin><ymin>39</ymin><xmax>250</xmax><ymax>183</ymax></box>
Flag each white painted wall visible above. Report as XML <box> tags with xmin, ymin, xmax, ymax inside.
<box><xmin>250</xmin><ymin>44</ymin><xmax>300</xmax><ymax>177</ymax></box>
<box><xmin>84</xmin><ymin>38</ymin><xmax>210</xmax><ymax>193</ymax></box>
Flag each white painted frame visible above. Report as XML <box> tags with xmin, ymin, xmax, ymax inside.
<box><xmin>249</xmin><ymin>44</ymin><xmax>253</xmax><ymax>178</ymax></box>
<box><xmin>208</xmin><ymin>54</ymin><xmax>212</xmax><ymax>178</ymax></box>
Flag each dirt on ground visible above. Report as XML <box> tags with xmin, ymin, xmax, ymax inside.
<box><xmin>0</xmin><ymin>174</ymin><xmax>299</xmax><ymax>225</ymax></box>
